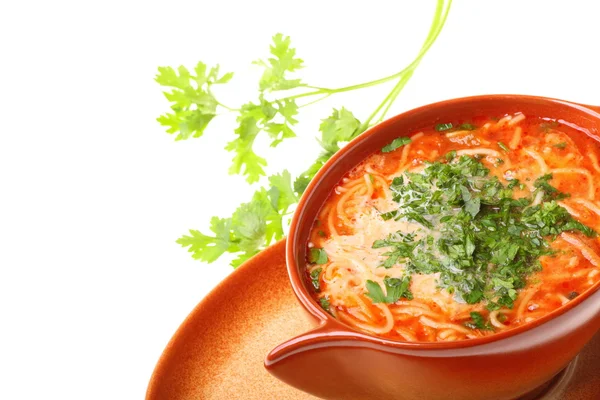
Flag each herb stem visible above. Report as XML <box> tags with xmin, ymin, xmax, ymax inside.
<box><xmin>215</xmin><ymin>99</ymin><xmax>239</xmax><ymax>112</ymax></box>
<box><xmin>278</xmin><ymin>70</ymin><xmax>404</xmax><ymax>102</ymax></box>
<box><xmin>377</xmin><ymin>71</ymin><xmax>414</xmax><ymax>123</ymax></box>
<box><xmin>360</xmin><ymin>0</ymin><xmax>451</xmax><ymax>131</ymax></box>
<box><xmin>227</xmin><ymin>0</ymin><xmax>451</xmax><ymax>119</ymax></box>
<box><xmin>299</xmin><ymin>93</ymin><xmax>332</xmax><ymax>108</ymax></box>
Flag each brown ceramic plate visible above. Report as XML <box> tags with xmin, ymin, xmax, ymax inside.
<box><xmin>146</xmin><ymin>239</ymin><xmax>600</xmax><ymax>400</ymax></box>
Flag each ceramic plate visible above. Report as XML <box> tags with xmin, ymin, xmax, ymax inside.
<box><xmin>146</xmin><ymin>240</ymin><xmax>600</xmax><ymax>400</ymax></box>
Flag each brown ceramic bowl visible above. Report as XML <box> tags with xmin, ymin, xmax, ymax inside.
<box><xmin>265</xmin><ymin>95</ymin><xmax>600</xmax><ymax>400</ymax></box>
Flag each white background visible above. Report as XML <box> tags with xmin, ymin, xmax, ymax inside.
<box><xmin>1</xmin><ymin>1</ymin><xmax>599</xmax><ymax>398</ymax></box>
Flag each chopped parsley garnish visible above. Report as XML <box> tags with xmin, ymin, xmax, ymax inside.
<box><xmin>382</xmin><ymin>137</ymin><xmax>411</xmax><ymax>153</ymax></box>
<box><xmin>465</xmin><ymin>312</ymin><xmax>494</xmax><ymax>331</ymax></box>
<box><xmin>553</xmin><ymin>142</ymin><xmax>567</xmax><ymax>149</ymax></box>
<box><xmin>533</xmin><ymin>174</ymin><xmax>570</xmax><ymax>201</ymax></box>
<box><xmin>498</xmin><ymin>142</ymin><xmax>510</xmax><ymax>152</ymax></box>
<box><xmin>433</xmin><ymin>123</ymin><xmax>476</xmax><ymax>133</ymax></box>
<box><xmin>365</xmin><ymin>276</ymin><xmax>413</xmax><ymax>304</ymax></box>
<box><xmin>310</xmin><ymin>267</ymin><xmax>322</xmax><ymax>291</ymax></box>
<box><xmin>507</xmin><ymin>179</ymin><xmax>521</xmax><ymax>189</ymax></box>
<box><xmin>435</xmin><ymin>123</ymin><xmax>453</xmax><ymax>132</ymax></box>
<box><xmin>373</xmin><ymin>153</ymin><xmax>596</xmax><ymax>308</ymax></box>
<box><xmin>373</xmin><ymin>232</ymin><xmax>418</xmax><ymax>268</ymax></box>
<box><xmin>319</xmin><ymin>297</ymin><xmax>331</xmax><ymax>312</ymax></box>
<box><xmin>308</xmin><ymin>247</ymin><xmax>328</xmax><ymax>264</ymax></box>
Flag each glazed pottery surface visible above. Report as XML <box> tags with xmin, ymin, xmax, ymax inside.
<box><xmin>267</xmin><ymin>95</ymin><xmax>600</xmax><ymax>400</ymax></box>
<box><xmin>146</xmin><ymin>239</ymin><xmax>600</xmax><ymax>399</ymax></box>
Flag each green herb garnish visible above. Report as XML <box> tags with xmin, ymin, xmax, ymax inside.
<box><xmin>365</xmin><ymin>276</ymin><xmax>413</xmax><ymax>304</ymax></box>
<box><xmin>319</xmin><ymin>297</ymin><xmax>331</xmax><ymax>312</ymax></box>
<box><xmin>498</xmin><ymin>142</ymin><xmax>510</xmax><ymax>152</ymax></box>
<box><xmin>382</xmin><ymin>137</ymin><xmax>412</xmax><ymax>153</ymax></box>
<box><xmin>435</xmin><ymin>123</ymin><xmax>453</xmax><ymax>132</ymax></box>
<box><xmin>553</xmin><ymin>142</ymin><xmax>567</xmax><ymax>149</ymax></box>
<box><xmin>533</xmin><ymin>174</ymin><xmax>570</xmax><ymax>201</ymax></box>
<box><xmin>308</xmin><ymin>248</ymin><xmax>328</xmax><ymax>264</ymax></box>
<box><xmin>374</xmin><ymin>153</ymin><xmax>595</xmax><ymax>307</ymax></box>
<box><xmin>373</xmin><ymin>232</ymin><xmax>418</xmax><ymax>268</ymax></box>
<box><xmin>465</xmin><ymin>311</ymin><xmax>494</xmax><ymax>331</ymax></box>
<box><xmin>310</xmin><ymin>267</ymin><xmax>322</xmax><ymax>291</ymax></box>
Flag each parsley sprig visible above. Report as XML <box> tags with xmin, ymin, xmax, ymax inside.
<box><xmin>162</xmin><ymin>1</ymin><xmax>453</xmax><ymax>266</ymax></box>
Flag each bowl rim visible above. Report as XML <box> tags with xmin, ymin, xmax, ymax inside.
<box><xmin>286</xmin><ymin>93</ymin><xmax>600</xmax><ymax>350</ymax></box>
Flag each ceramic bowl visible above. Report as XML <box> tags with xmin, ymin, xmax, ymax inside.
<box><xmin>265</xmin><ymin>95</ymin><xmax>600</xmax><ymax>400</ymax></box>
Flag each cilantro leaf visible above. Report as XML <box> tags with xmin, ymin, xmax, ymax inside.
<box><xmin>365</xmin><ymin>276</ymin><xmax>413</xmax><ymax>304</ymax></box>
<box><xmin>230</xmin><ymin>189</ymin><xmax>281</xmax><ymax>264</ymax></box>
<box><xmin>384</xmin><ymin>276</ymin><xmax>414</xmax><ymax>301</ymax></box>
<box><xmin>268</xmin><ymin>170</ymin><xmax>298</xmax><ymax>213</ymax></box>
<box><xmin>254</xmin><ymin>33</ymin><xmax>304</xmax><ymax>91</ymax></box>
<box><xmin>176</xmin><ymin>217</ymin><xmax>233</xmax><ymax>263</ymax></box>
<box><xmin>464</xmin><ymin>197</ymin><xmax>481</xmax><ymax>217</ymax></box>
<box><xmin>435</xmin><ymin>123</ymin><xmax>453</xmax><ymax>132</ymax></box>
<box><xmin>318</xmin><ymin>108</ymin><xmax>362</xmax><ymax>152</ymax></box>
<box><xmin>382</xmin><ymin>137</ymin><xmax>411</xmax><ymax>153</ymax></box>
<box><xmin>225</xmin><ymin>106</ymin><xmax>268</xmax><ymax>183</ymax></box>
<box><xmin>373</xmin><ymin>232</ymin><xmax>418</xmax><ymax>268</ymax></box>
<box><xmin>364</xmin><ymin>280</ymin><xmax>386</xmax><ymax>303</ymax></box>
<box><xmin>293</xmin><ymin>153</ymin><xmax>331</xmax><ymax>195</ymax></box>
<box><xmin>308</xmin><ymin>248</ymin><xmax>328</xmax><ymax>264</ymax></box>
<box><xmin>533</xmin><ymin>174</ymin><xmax>570</xmax><ymax>201</ymax></box>
<box><xmin>310</xmin><ymin>268</ymin><xmax>322</xmax><ymax>291</ymax></box>
<box><xmin>222</xmin><ymin>35</ymin><xmax>306</xmax><ymax>183</ymax></box>
<box><xmin>465</xmin><ymin>312</ymin><xmax>494</xmax><ymax>331</ymax></box>
<box><xmin>265</xmin><ymin>99</ymin><xmax>298</xmax><ymax>146</ymax></box>
<box><xmin>319</xmin><ymin>297</ymin><xmax>331</xmax><ymax>312</ymax></box>
<box><xmin>294</xmin><ymin>108</ymin><xmax>364</xmax><ymax>195</ymax></box>
<box><xmin>178</xmin><ymin>185</ymin><xmax>291</xmax><ymax>268</ymax></box>
<box><xmin>156</xmin><ymin>62</ymin><xmax>232</xmax><ymax>140</ymax></box>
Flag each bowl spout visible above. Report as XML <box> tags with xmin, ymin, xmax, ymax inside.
<box><xmin>265</xmin><ymin>322</ymin><xmax>387</xmax><ymax>400</ymax></box>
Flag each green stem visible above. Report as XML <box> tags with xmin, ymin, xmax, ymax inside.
<box><xmin>215</xmin><ymin>99</ymin><xmax>239</xmax><ymax>112</ymax></box>
<box><xmin>377</xmin><ymin>72</ymin><xmax>414</xmax><ymax>123</ymax></box>
<box><xmin>360</xmin><ymin>0</ymin><xmax>452</xmax><ymax>130</ymax></box>
<box><xmin>299</xmin><ymin>93</ymin><xmax>332</xmax><ymax>108</ymax></box>
<box><xmin>361</xmin><ymin>77</ymin><xmax>408</xmax><ymax>131</ymax></box>
<box><xmin>254</xmin><ymin>1</ymin><xmax>451</xmax><ymax>113</ymax></box>
<box><xmin>279</xmin><ymin>69</ymin><xmax>406</xmax><ymax>102</ymax></box>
